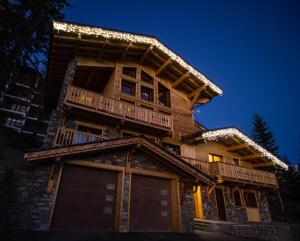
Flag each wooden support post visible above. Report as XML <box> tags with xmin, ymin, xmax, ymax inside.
<box><xmin>277</xmin><ymin>189</ymin><xmax>285</xmax><ymax>213</ymax></box>
<box><xmin>189</xmin><ymin>86</ymin><xmax>205</xmax><ymax>110</ymax></box>
<box><xmin>156</xmin><ymin>58</ymin><xmax>172</xmax><ymax>75</ymax></box>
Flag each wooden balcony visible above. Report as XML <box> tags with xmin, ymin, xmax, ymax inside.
<box><xmin>54</xmin><ymin>127</ymin><xmax>107</xmax><ymax>147</ymax></box>
<box><xmin>64</xmin><ymin>85</ymin><xmax>172</xmax><ymax>130</ymax></box>
<box><xmin>182</xmin><ymin>157</ymin><xmax>278</xmax><ymax>187</ymax></box>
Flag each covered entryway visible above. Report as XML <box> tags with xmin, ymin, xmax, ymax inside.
<box><xmin>130</xmin><ymin>174</ymin><xmax>172</xmax><ymax>232</ymax></box>
<box><xmin>215</xmin><ymin>188</ymin><xmax>227</xmax><ymax>221</ymax></box>
<box><xmin>51</xmin><ymin>164</ymin><xmax>118</xmax><ymax>231</ymax></box>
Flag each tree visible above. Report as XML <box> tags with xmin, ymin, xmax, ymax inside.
<box><xmin>250</xmin><ymin>113</ymin><xmax>279</xmax><ymax>155</ymax></box>
<box><xmin>0</xmin><ymin>0</ymin><xmax>69</xmax><ymax>91</ymax></box>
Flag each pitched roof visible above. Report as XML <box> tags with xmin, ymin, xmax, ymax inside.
<box><xmin>25</xmin><ymin>136</ymin><xmax>215</xmax><ymax>186</ymax></box>
<box><xmin>182</xmin><ymin>127</ymin><xmax>288</xmax><ymax>169</ymax></box>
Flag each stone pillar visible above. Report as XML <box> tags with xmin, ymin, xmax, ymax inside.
<box><xmin>180</xmin><ymin>185</ymin><xmax>194</xmax><ymax>233</ymax></box>
<box><xmin>43</xmin><ymin>59</ymin><xmax>77</xmax><ymax>148</ymax></box>
<box><xmin>120</xmin><ymin>173</ymin><xmax>130</xmax><ymax>232</ymax></box>
<box><xmin>259</xmin><ymin>191</ymin><xmax>272</xmax><ymax>222</ymax></box>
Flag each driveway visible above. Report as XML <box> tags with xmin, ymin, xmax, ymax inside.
<box><xmin>5</xmin><ymin>230</ymin><xmax>266</xmax><ymax>241</ymax></box>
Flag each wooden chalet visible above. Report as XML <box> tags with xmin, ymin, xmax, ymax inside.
<box><xmin>23</xmin><ymin>21</ymin><xmax>287</xmax><ymax>233</ymax></box>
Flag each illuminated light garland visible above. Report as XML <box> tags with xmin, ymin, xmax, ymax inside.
<box><xmin>53</xmin><ymin>21</ymin><xmax>223</xmax><ymax>95</ymax></box>
<box><xmin>201</xmin><ymin>128</ymin><xmax>288</xmax><ymax>169</ymax></box>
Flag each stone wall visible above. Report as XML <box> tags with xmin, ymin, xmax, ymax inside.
<box><xmin>180</xmin><ymin>186</ymin><xmax>194</xmax><ymax>233</ymax></box>
<box><xmin>0</xmin><ymin>166</ymin><xmax>52</xmax><ymax>231</ymax></box>
<box><xmin>43</xmin><ymin>59</ymin><xmax>77</xmax><ymax>148</ymax></box>
<box><xmin>201</xmin><ymin>186</ymin><xmax>218</xmax><ymax>220</ymax></box>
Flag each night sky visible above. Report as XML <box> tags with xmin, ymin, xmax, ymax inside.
<box><xmin>63</xmin><ymin>0</ymin><xmax>300</xmax><ymax>163</ymax></box>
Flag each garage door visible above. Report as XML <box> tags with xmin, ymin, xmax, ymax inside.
<box><xmin>130</xmin><ymin>175</ymin><xmax>172</xmax><ymax>232</ymax></box>
<box><xmin>51</xmin><ymin>164</ymin><xmax>118</xmax><ymax>231</ymax></box>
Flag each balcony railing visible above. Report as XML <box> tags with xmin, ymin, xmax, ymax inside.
<box><xmin>182</xmin><ymin>157</ymin><xmax>278</xmax><ymax>187</ymax></box>
<box><xmin>65</xmin><ymin>85</ymin><xmax>172</xmax><ymax>130</ymax></box>
<box><xmin>53</xmin><ymin>127</ymin><xmax>107</xmax><ymax>147</ymax></box>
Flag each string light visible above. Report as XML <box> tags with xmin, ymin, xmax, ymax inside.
<box><xmin>201</xmin><ymin>128</ymin><xmax>288</xmax><ymax>169</ymax></box>
<box><xmin>53</xmin><ymin>21</ymin><xmax>223</xmax><ymax>95</ymax></box>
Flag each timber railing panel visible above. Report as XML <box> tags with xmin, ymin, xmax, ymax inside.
<box><xmin>181</xmin><ymin>156</ymin><xmax>278</xmax><ymax>187</ymax></box>
<box><xmin>65</xmin><ymin>85</ymin><xmax>172</xmax><ymax>129</ymax></box>
<box><xmin>54</xmin><ymin>127</ymin><xmax>106</xmax><ymax>147</ymax></box>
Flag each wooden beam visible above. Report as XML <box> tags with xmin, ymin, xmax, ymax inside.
<box><xmin>189</xmin><ymin>88</ymin><xmax>203</xmax><ymax>110</ymax></box>
<box><xmin>97</xmin><ymin>39</ymin><xmax>109</xmax><ymax>61</ymax></box>
<box><xmin>172</xmin><ymin>72</ymin><xmax>190</xmax><ymax>88</ymax></box>
<box><xmin>120</xmin><ymin>42</ymin><xmax>132</xmax><ymax>61</ymax></box>
<box><xmin>197</xmin><ymin>98</ymin><xmax>210</xmax><ymax>104</ymax></box>
<box><xmin>156</xmin><ymin>58</ymin><xmax>172</xmax><ymax>75</ymax></box>
<box><xmin>188</xmin><ymin>85</ymin><xmax>206</xmax><ymax>98</ymax></box>
<box><xmin>226</xmin><ymin>144</ymin><xmax>248</xmax><ymax>152</ymax></box>
<box><xmin>84</xmin><ymin>69</ymin><xmax>96</xmax><ymax>88</ymax></box>
<box><xmin>241</xmin><ymin>153</ymin><xmax>263</xmax><ymax>161</ymax></box>
<box><xmin>252</xmin><ymin>162</ymin><xmax>274</xmax><ymax>168</ymax></box>
<box><xmin>140</xmin><ymin>45</ymin><xmax>153</xmax><ymax>63</ymax></box>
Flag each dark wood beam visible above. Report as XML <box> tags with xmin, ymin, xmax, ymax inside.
<box><xmin>172</xmin><ymin>71</ymin><xmax>190</xmax><ymax>88</ymax></box>
<box><xmin>140</xmin><ymin>45</ymin><xmax>153</xmax><ymax>63</ymax></box>
<box><xmin>120</xmin><ymin>42</ymin><xmax>133</xmax><ymax>61</ymax></box>
<box><xmin>241</xmin><ymin>153</ymin><xmax>263</xmax><ymax>161</ymax></box>
<box><xmin>97</xmin><ymin>39</ymin><xmax>109</xmax><ymax>61</ymax></box>
<box><xmin>156</xmin><ymin>58</ymin><xmax>172</xmax><ymax>75</ymax></box>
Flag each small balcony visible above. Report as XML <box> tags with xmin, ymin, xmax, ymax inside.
<box><xmin>53</xmin><ymin>127</ymin><xmax>107</xmax><ymax>147</ymax></box>
<box><xmin>64</xmin><ymin>85</ymin><xmax>172</xmax><ymax>131</ymax></box>
<box><xmin>183</xmin><ymin>157</ymin><xmax>278</xmax><ymax>187</ymax></box>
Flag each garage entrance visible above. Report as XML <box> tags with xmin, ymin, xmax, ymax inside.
<box><xmin>130</xmin><ymin>174</ymin><xmax>173</xmax><ymax>232</ymax></box>
<box><xmin>51</xmin><ymin>164</ymin><xmax>118</xmax><ymax>231</ymax></box>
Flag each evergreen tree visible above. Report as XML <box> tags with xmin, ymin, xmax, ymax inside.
<box><xmin>0</xmin><ymin>0</ymin><xmax>69</xmax><ymax>91</ymax></box>
<box><xmin>251</xmin><ymin>113</ymin><xmax>279</xmax><ymax>155</ymax></box>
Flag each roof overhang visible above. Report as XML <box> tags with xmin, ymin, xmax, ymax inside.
<box><xmin>25</xmin><ymin>136</ymin><xmax>215</xmax><ymax>186</ymax></box>
<box><xmin>182</xmin><ymin>127</ymin><xmax>288</xmax><ymax>169</ymax></box>
<box><xmin>45</xmin><ymin>21</ymin><xmax>223</xmax><ymax>110</ymax></box>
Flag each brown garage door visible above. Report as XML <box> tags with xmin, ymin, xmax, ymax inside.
<box><xmin>130</xmin><ymin>174</ymin><xmax>172</xmax><ymax>232</ymax></box>
<box><xmin>51</xmin><ymin>164</ymin><xmax>118</xmax><ymax>231</ymax></box>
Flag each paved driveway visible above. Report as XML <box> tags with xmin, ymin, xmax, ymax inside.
<box><xmin>5</xmin><ymin>231</ymin><xmax>266</xmax><ymax>241</ymax></box>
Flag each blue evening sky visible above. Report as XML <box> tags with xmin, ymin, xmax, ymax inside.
<box><xmin>64</xmin><ymin>0</ymin><xmax>300</xmax><ymax>163</ymax></box>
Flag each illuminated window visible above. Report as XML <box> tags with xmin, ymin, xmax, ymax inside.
<box><xmin>208</xmin><ymin>153</ymin><xmax>223</xmax><ymax>162</ymax></box>
<box><xmin>121</xmin><ymin>79</ymin><xmax>135</xmax><ymax>96</ymax></box>
<box><xmin>140</xmin><ymin>86</ymin><xmax>153</xmax><ymax>102</ymax></box>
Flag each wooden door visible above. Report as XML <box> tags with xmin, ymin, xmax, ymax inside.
<box><xmin>215</xmin><ymin>188</ymin><xmax>227</xmax><ymax>221</ymax></box>
<box><xmin>130</xmin><ymin>174</ymin><xmax>172</xmax><ymax>232</ymax></box>
<box><xmin>51</xmin><ymin>164</ymin><xmax>118</xmax><ymax>231</ymax></box>
<box><xmin>244</xmin><ymin>191</ymin><xmax>261</xmax><ymax>222</ymax></box>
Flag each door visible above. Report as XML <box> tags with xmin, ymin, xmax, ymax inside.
<box><xmin>244</xmin><ymin>191</ymin><xmax>261</xmax><ymax>222</ymax></box>
<box><xmin>130</xmin><ymin>174</ymin><xmax>172</xmax><ymax>232</ymax></box>
<box><xmin>51</xmin><ymin>164</ymin><xmax>118</xmax><ymax>231</ymax></box>
<box><xmin>215</xmin><ymin>188</ymin><xmax>227</xmax><ymax>221</ymax></box>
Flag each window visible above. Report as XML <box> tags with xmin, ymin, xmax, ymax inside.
<box><xmin>158</xmin><ymin>83</ymin><xmax>171</xmax><ymax>107</ymax></box>
<box><xmin>233</xmin><ymin>190</ymin><xmax>242</xmax><ymax>207</ymax></box>
<box><xmin>208</xmin><ymin>153</ymin><xmax>223</xmax><ymax>162</ymax></box>
<box><xmin>244</xmin><ymin>191</ymin><xmax>258</xmax><ymax>208</ymax></box>
<box><xmin>122</xmin><ymin>67</ymin><xmax>136</xmax><ymax>78</ymax></box>
<box><xmin>121</xmin><ymin>79</ymin><xmax>136</xmax><ymax>96</ymax></box>
<box><xmin>5</xmin><ymin>118</ymin><xmax>22</xmax><ymax>128</ymax></box>
<box><xmin>140</xmin><ymin>86</ymin><xmax>153</xmax><ymax>102</ymax></box>
<box><xmin>141</xmin><ymin>70</ymin><xmax>153</xmax><ymax>84</ymax></box>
